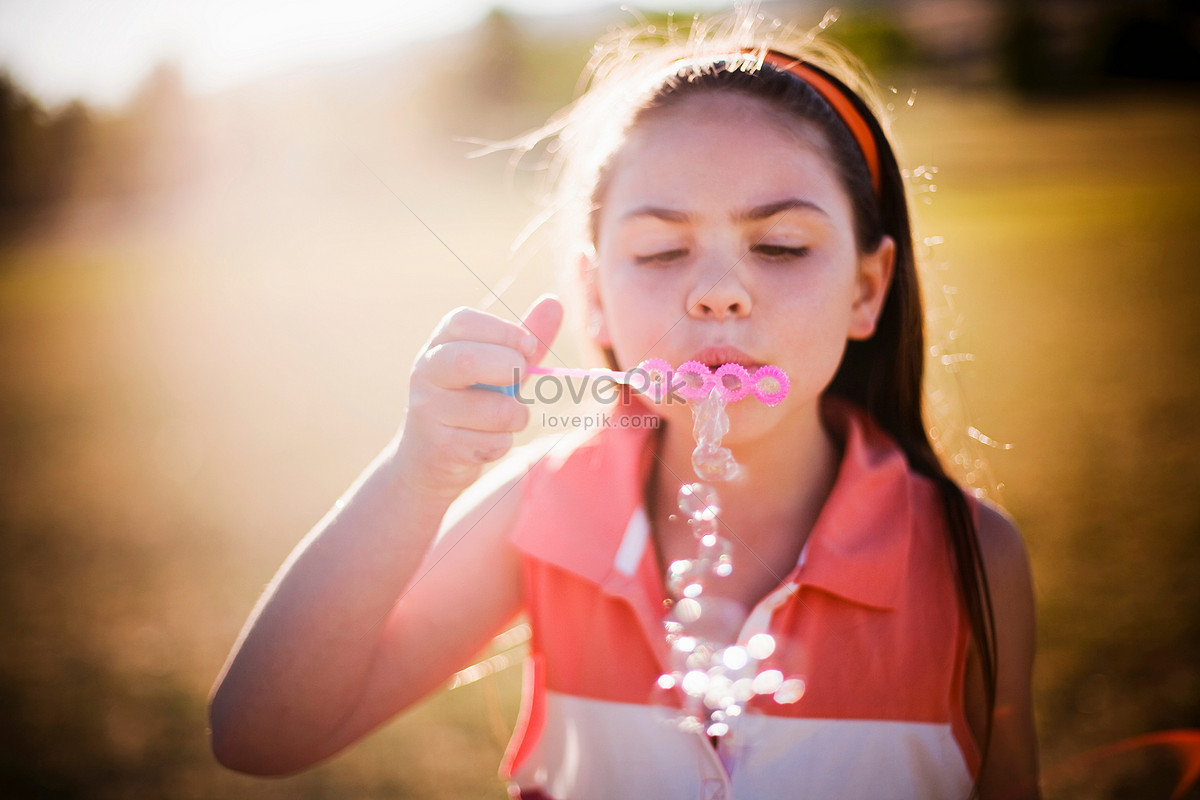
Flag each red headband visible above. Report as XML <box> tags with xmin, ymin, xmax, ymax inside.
<box><xmin>757</xmin><ymin>50</ymin><xmax>882</xmax><ymax>196</ymax></box>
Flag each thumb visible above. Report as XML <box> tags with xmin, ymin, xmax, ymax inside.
<box><xmin>521</xmin><ymin>294</ymin><xmax>564</xmax><ymax>365</ymax></box>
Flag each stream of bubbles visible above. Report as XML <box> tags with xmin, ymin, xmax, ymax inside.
<box><xmin>658</xmin><ymin>388</ymin><xmax>806</xmax><ymax>738</ymax></box>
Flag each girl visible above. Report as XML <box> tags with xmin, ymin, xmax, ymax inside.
<box><xmin>209</xmin><ymin>13</ymin><xmax>1039</xmax><ymax>799</ymax></box>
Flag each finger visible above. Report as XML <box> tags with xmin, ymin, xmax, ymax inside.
<box><xmin>420</xmin><ymin>341</ymin><xmax>527</xmax><ymax>389</ymax></box>
<box><xmin>429</xmin><ymin>306</ymin><xmax>538</xmax><ymax>359</ymax></box>
<box><xmin>411</xmin><ymin>428</ymin><xmax>516</xmax><ymax>490</ymax></box>
<box><xmin>417</xmin><ymin>387</ymin><xmax>530</xmax><ymax>433</ymax></box>
<box><xmin>520</xmin><ymin>294</ymin><xmax>564</xmax><ymax>365</ymax></box>
<box><xmin>444</xmin><ymin>429</ymin><xmax>515</xmax><ymax>466</ymax></box>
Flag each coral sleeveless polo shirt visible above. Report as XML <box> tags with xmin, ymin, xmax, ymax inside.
<box><xmin>501</xmin><ymin>400</ymin><xmax>980</xmax><ymax>800</ymax></box>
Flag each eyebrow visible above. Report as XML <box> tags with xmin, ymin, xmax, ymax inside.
<box><xmin>619</xmin><ymin>197</ymin><xmax>828</xmax><ymax>225</ymax></box>
<box><xmin>736</xmin><ymin>198</ymin><xmax>828</xmax><ymax>222</ymax></box>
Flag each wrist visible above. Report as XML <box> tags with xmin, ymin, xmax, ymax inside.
<box><xmin>387</xmin><ymin>432</ymin><xmax>477</xmax><ymax>506</ymax></box>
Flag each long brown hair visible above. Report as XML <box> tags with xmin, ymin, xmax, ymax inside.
<box><xmin>575</xmin><ymin>46</ymin><xmax>998</xmax><ymax>788</ymax></box>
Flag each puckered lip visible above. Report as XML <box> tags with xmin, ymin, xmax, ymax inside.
<box><xmin>688</xmin><ymin>346</ymin><xmax>762</xmax><ymax>370</ymax></box>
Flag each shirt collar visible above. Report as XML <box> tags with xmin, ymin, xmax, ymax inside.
<box><xmin>510</xmin><ymin>394</ymin><xmax>660</xmax><ymax>587</ymax></box>
<box><xmin>512</xmin><ymin>396</ymin><xmax>916</xmax><ymax>612</ymax></box>
<box><xmin>795</xmin><ymin>398</ymin><xmax>915</xmax><ymax>611</ymax></box>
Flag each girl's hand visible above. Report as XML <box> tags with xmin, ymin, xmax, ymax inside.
<box><xmin>395</xmin><ymin>295</ymin><xmax>562</xmax><ymax>498</ymax></box>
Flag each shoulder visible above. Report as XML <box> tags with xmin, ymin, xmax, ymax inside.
<box><xmin>438</xmin><ymin>427</ymin><xmax>617</xmax><ymax>540</ymax></box>
<box><xmin>518</xmin><ymin>420</ymin><xmax>654</xmax><ymax>490</ymax></box>
<box><xmin>970</xmin><ymin>498</ymin><xmax>1035</xmax><ymax>613</ymax></box>
<box><xmin>969</xmin><ymin>496</ymin><xmax>1037</xmax><ymax>683</ymax></box>
<box><xmin>964</xmin><ymin>497</ymin><xmax>1042</xmax><ymax>797</ymax></box>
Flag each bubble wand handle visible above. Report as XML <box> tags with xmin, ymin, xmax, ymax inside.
<box><xmin>476</xmin><ymin>360</ymin><xmax>790</xmax><ymax>405</ymax></box>
<box><xmin>525</xmin><ymin>365</ymin><xmax>629</xmax><ymax>383</ymax></box>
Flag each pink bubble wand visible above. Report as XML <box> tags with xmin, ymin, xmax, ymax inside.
<box><xmin>523</xmin><ymin>359</ymin><xmax>790</xmax><ymax>406</ymax></box>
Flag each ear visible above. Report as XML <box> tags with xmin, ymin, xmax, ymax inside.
<box><xmin>848</xmin><ymin>235</ymin><xmax>895</xmax><ymax>341</ymax></box>
<box><xmin>579</xmin><ymin>252</ymin><xmax>612</xmax><ymax>348</ymax></box>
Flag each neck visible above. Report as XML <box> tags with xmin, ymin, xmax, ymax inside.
<box><xmin>652</xmin><ymin>397</ymin><xmax>842</xmax><ymax>554</ymax></box>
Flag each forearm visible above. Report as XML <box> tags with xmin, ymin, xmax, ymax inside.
<box><xmin>208</xmin><ymin>434</ymin><xmax>455</xmax><ymax>774</ymax></box>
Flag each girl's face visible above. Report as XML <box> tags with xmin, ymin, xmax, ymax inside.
<box><xmin>589</xmin><ymin>91</ymin><xmax>893</xmax><ymax>437</ymax></box>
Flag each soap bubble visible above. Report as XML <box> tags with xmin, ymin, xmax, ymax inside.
<box><xmin>752</xmin><ymin>669</ymin><xmax>784</xmax><ymax>695</ymax></box>
<box><xmin>678</xmin><ymin>483</ymin><xmax>720</xmax><ymax>521</ymax></box>
<box><xmin>671</xmin><ymin>597</ymin><xmax>703</xmax><ymax>624</ymax></box>
<box><xmin>686</xmin><ymin>647</ymin><xmax>715</xmax><ymax>671</ymax></box>
<box><xmin>692</xmin><ymin>443</ymin><xmax>741</xmax><ymax>482</ymax></box>
<box><xmin>704</xmin><ymin>674</ymin><xmax>735</xmax><ymax>710</ymax></box>
<box><xmin>658</xmin><ymin>380</ymin><xmax>808</xmax><ymax>737</ymax></box>
<box><xmin>672</xmin><ymin>635</ymin><xmax>697</xmax><ymax>654</ymax></box>
<box><xmin>774</xmin><ymin>678</ymin><xmax>807</xmax><ymax>704</ymax></box>
<box><xmin>679</xmin><ymin>596</ymin><xmax>746</xmax><ymax>645</ymax></box>
<box><xmin>721</xmin><ymin>645</ymin><xmax>749</xmax><ymax>671</ymax></box>
<box><xmin>690</xmin><ymin>389</ymin><xmax>743</xmax><ymax>481</ymax></box>
<box><xmin>704</xmin><ymin>452</ymin><xmax>742</xmax><ymax>481</ymax></box>
<box><xmin>697</xmin><ymin>534</ymin><xmax>732</xmax><ymax>570</ymax></box>
<box><xmin>706</xmin><ymin>721</ymin><xmax>730</xmax><ymax>737</ymax></box>
<box><xmin>682</xmin><ymin>669</ymin><xmax>710</xmax><ymax>697</ymax></box>
<box><xmin>746</xmin><ymin>633</ymin><xmax>776</xmax><ymax>660</ymax></box>
<box><xmin>666</xmin><ymin>559</ymin><xmax>707</xmax><ymax>598</ymax></box>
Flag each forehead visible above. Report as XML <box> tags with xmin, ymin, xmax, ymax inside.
<box><xmin>600</xmin><ymin>91</ymin><xmax>850</xmax><ymax>224</ymax></box>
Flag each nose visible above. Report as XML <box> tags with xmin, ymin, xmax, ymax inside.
<box><xmin>686</xmin><ymin>266</ymin><xmax>752</xmax><ymax>321</ymax></box>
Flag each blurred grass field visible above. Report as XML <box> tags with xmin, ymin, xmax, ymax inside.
<box><xmin>0</xmin><ymin>82</ymin><xmax>1198</xmax><ymax>798</ymax></box>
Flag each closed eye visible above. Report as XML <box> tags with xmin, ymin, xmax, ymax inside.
<box><xmin>754</xmin><ymin>244</ymin><xmax>809</xmax><ymax>262</ymax></box>
<box><xmin>634</xmin><ymin>249</ymin><xmax>688</xmax><ymax>265</ymax></box>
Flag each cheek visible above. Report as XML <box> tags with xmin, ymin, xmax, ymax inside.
<box><xmin>762</xmin><ymin>267</ymin><xmax>858</xmax><ymax>374</ymax></box>
<box><xmin>595</xmin><ymin>268</ymin><xmax>665</xmax><ymax>361</ymax></box>
<box><xmin>763</xmin><ymin>262</ymin><xmax>857</xmax><ymax>327</ymax></box>
<box><xmin>774</xmin><ymin>301</ymin><xmax>850</xmax><ymax>365</ymax></box>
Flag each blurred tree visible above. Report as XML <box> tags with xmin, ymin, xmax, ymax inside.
<box><xmin>998</xmin><ymin>0</ymin><xmax>1059</xmax><ymax>94</ymax></box>
<box><xmin>0</xmin><ymin>73</ymin><xmax>96</xmax><ymax>237</ymax></box>
<box><xmin>0</xmin><ymin>60</ymin><xmax>204</xmax><ymax>242</ymax></box>
<box><xmin>123</xmin><ymin>61</ymin><xmax>198</xmax><ymax>193</ymax></box>
<box><xmin>476</xmin><ymin>7</ymin><xmax>524</xmax><ymax>106</ymax></box>
<box><xmin>826</xmin><ymin>10</ymin><xmax>919</xmax><ymax>74</ymax></box>
<box><xmin>997</xmin><ymin>0</ymin><xmax>1200</xmax><ymax>95</ymax></box>
<box><xmin>1100</xmin><ymin>1</ymin><xmax>1200</xmax><ymax>82</ymax></box>
<box><xmin>43</xmin><ymin>101</ymin><xmax>92</xmax><ymax>203</ymax></box>
<box><xmin>414</xmin><ymin>7</ymin><xmax>591</xmax><ymax>141</ymax></box>
<box><xmin>57</xmin><ymin>58</ymin><xmax>201</xmax><ymax>220</ymax></box>
<box><xmin>0</xmin><ymin>72</ymin><xmax>45</xmax><ymax>213</ymax></box>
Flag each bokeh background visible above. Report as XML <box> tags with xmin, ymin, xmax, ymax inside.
<box><xmin>2</xmin><ymin>1</ymin><xmax>1198</xmax><ymax>798</ymax></box>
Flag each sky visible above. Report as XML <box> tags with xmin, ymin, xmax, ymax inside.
<box><xmin>0</xmin><ymin>0</ymin><xmax>728</xmax><ymax>109</ymax></box>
